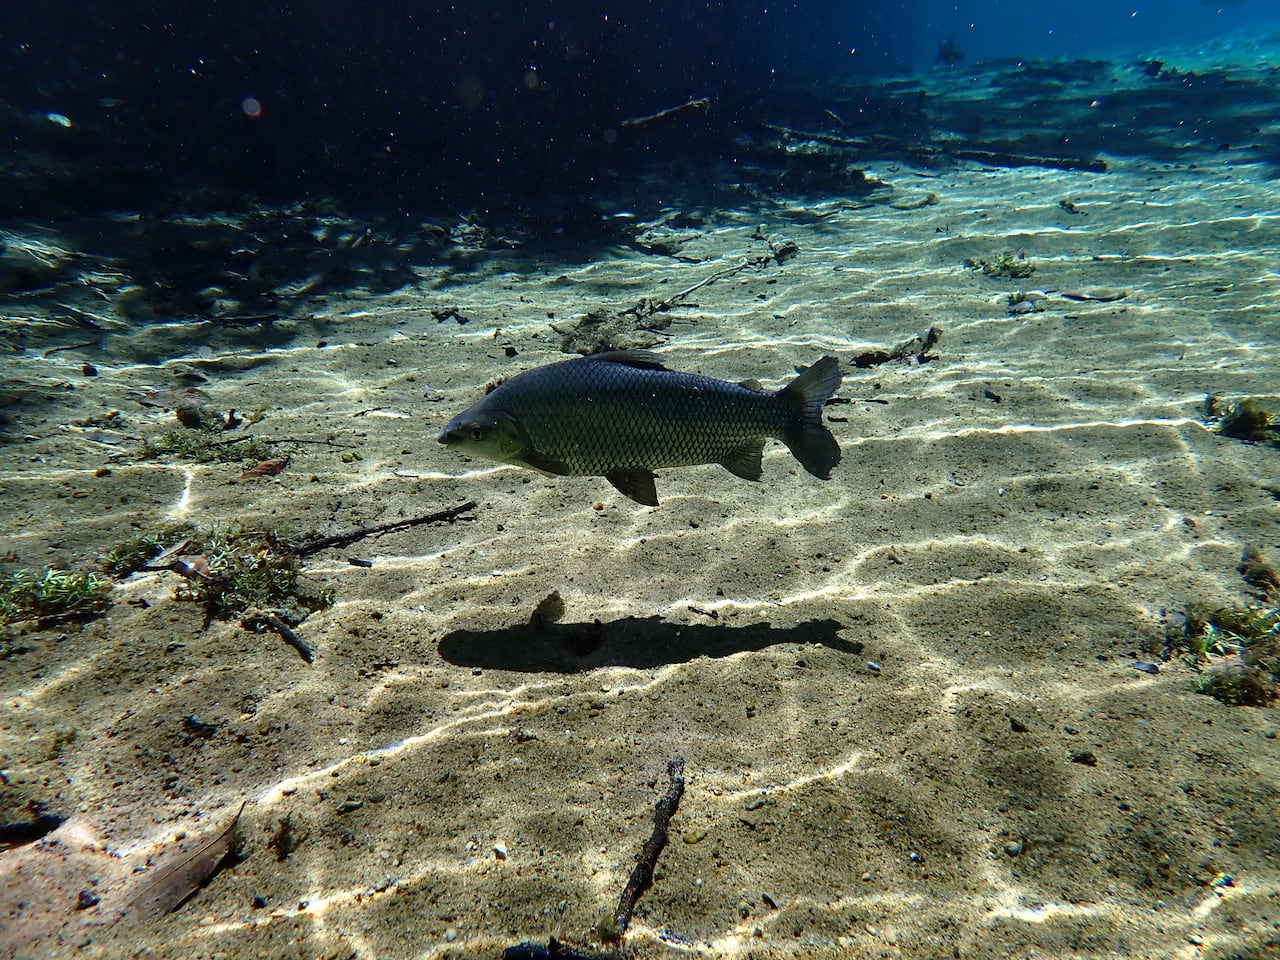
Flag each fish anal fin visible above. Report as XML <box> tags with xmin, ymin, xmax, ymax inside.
<box><xmin>606</xmin><ymin>468</ymin><xmax>660</xmax><ymax>506</ymax></box>
<box><xmin>721</xmin><ymin>442</ymin><xmax>765</xmax><ymax>481</ymax></box>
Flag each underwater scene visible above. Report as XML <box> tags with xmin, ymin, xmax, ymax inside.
<box><xmin>2</xmin><ymin>2</ymin><xmax>1279</xmax><ymax>958</ymax></box>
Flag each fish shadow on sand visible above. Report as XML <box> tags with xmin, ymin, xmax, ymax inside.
<box><xmin>438</xmin><ymin>616</ymin><xmax>859</xmax><ymax>673</ymax></box>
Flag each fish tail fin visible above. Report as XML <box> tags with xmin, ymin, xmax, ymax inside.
<box><xmin>779</xmin><ymin>356</ymin><xmax>842</xmax><ymax>479</ymax></box>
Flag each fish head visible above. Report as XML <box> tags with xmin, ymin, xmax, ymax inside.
<box><xmin>437</xmin><ymin>402</ymin><xmax>530</xmax><ymax>466</ymax></box>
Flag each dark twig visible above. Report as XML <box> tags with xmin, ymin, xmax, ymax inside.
<box><xmin>41</xmin><ymin>339</ymin><xmax>101</xmax><ymax>357</ymax></box>
<box><xmin>290</xmin><ymin>501</ymin><xmax>477</xmax><ymax>557</ymax></box>
<box><xmin>197</xmin><ymin>434</ymin><xmax>360</xmax><ymax>450</ymax></box>
<box><xmin>613</xmin><ymin>756</ymin><xmax>686</xmax><ymax>936</ymax></box>
<box><xmin>619</xmin><ymin>98</ymin><xmax>709</xmax><ymax>131</ymax></box>
<box><xmin>242</xmin><ymin>609</ymin><xmax>313</xmax><ymax>663</ymax></box>
<box><xmin>646</xmin><ymin>245</ymin><xmax>793</xmax><ymax>315</ymax></box>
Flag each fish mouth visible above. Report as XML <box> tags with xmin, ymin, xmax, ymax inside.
<box><xmin>436</xmin><ymin>425</ymin><xmax>459</xmax><ymax>444</ymax></box>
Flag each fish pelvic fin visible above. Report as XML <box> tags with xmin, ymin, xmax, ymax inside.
<box><xmin>778</xmin><ymin>356</ymin><xmax>842</xmax><ymax>480</ymax></box>
<box><xmin>606</xmin><ymin>468</ymin><xmax>660</xmax><ymax>506</ymax></box>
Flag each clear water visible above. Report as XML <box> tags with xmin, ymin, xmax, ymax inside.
<box><xmin>1</xmin><ymin>5</ymin><xmax>1278</xmax><ymax>959</ymax></box>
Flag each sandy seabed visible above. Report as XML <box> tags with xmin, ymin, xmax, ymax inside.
<box><xmin>2</xmin><ymin>71</ymin><xmax>1280</xmax><ymax>960</ymax></box>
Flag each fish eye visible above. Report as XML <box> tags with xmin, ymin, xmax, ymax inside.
<box><xmin>470</xmin><ymin>425</ymin><xmax>485</xmax><ymax>441</ymax></box>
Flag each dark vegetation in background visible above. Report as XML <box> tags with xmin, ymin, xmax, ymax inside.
<box><xmin>4</xmin><ymin>1</ymin><xmax>1278</xmax><ymax>223</ymax></box>
<box><xmin>0</xmin><ymin>1</ymin><xmax>835</xmax><ymax>217</ymax></box>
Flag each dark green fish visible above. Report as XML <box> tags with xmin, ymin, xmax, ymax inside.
<box><xmin>437</xmin><ymin>351</ymin><xmax>841</xmax><ymax>505</ymax></box>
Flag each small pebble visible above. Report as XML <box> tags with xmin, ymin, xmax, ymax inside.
<box><xmin>866</xmin><ymin>661</ymin><xmax>881</xmax><ymax>673</ymax></box>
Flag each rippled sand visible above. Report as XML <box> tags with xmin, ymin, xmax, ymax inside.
<box><xmin>3</xmin><ymin>71</ymin><xmax>1279</xmax><ymax>960</ymax></box>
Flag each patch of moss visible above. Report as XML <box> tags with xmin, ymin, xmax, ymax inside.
<box><xmin>0</xmin><ymin>568</ymin><xmax>112</xmax><ymax>630</ymax></box>
<box><xmin>136</xmin><ymin>427</ymin><xmax>275</xmax><ymax>465</ymax></box>
<box><xmin>100</xmin><ymin>523</ymin><xmax>195</xmax><ymax>577</ymax></box>
<box><xmin>173</xmin><ymin>525</ymin><xmax>334</xmax><ymax>620</ymax></box>
<box><xmin>965</xmin><ymin>251</ymin><xmax>1036</xmax><ymax>279</ymax></box>
<box><xmin>1173</xmin><ymin>600</ymin><xmax>1279</xmax><ymax>707</ymax></box>
<box><xmin>1204</xmin><ymin>395</ymin><xmax>1280</xmax><ymax>444</ymax></box>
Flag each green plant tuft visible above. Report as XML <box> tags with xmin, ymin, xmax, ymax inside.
<box><xmin>100</xmin><ymin>523</ymin><xmax>196</xmax><ymax>577</ymax></box>
<box><xmin>1204</xmin><ymin>395</ymin><xmax>1280</xmax><ymax>445</ymax></box>
<box><xmin>172</xmin><ymin>525</ymin><xmax>334</xmax><ymax>620</ymax></box>
<box><xmin>0</xmin><ymin>568</ymin><xmax>112</xmax><ymax>629</ymax></box>
<box><xmin>965</xmin><ymin>251</ymin><xmax>1036</xmax><ymax>279</ymax></box>
<box><xmin>1173</xmin><ymin>600</ymin><xmax>1279</xmax><ymax>706</ymax></box>
<box><xmin>136</xmin><ymin>427</ymin><xmax>275</xmax><ymax>465</ymax></box>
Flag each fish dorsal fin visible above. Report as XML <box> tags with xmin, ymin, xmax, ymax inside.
<box><xmin>583</xmin><ymin>350</ymin><xmax>668</xmax><ymax>371</ymax></box>
<box><xmin>606</xmin><ymin>468</ymin><xmax>660</xmax><ymax>506</ymax></box>
<box><xmin>739</xmin><ymin>378</ymin><xmax>764</xmax><ymax>391</ymax></box>
<box><xmin>721</xmin><ymin>441</ymin><xmax>765</xmax><ymax>481</ymax></box>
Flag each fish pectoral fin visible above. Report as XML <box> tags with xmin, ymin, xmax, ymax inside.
<box><xmin>522</xmin><ymin>452</ymin><xmax>573</xmax><ymax>475</ymax></box>
<box><xmin>606</xmin><ymin>468</ymin><xmax>660</xmax><ymax>506</ymax></box>
<box><xmin>721</xmin><ymin>441</ymin><xmax>765</xmax><ymax>481</ymax></box>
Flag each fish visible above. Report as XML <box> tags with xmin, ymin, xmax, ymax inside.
<box><xmin>437</xmin><ymin>351</ymin><xmax>841</xmax><ymax>505</ymax></box>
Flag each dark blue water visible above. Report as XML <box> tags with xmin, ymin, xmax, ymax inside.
<box><xmin>1</xmin><ymin>1</ymin><xmax>1277</xmax><ymax>214</ymax></box>
<box><xmin>781</xmin><ymin>1</ymin><xmax>1280</xmax><ymax>73</ymax></box>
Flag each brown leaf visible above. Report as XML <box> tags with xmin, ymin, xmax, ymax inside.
<box><xmin>239</xmin><ymin>457</ymin><xmax>288</xmax><ymax>479</ymax></box>
<box><xmin>119</xmin><ymin>801</ymin><xmax>244</xmax><ymax>921</ymax></box>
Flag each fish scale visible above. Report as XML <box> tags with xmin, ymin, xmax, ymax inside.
<box><xmin>506</xmin><ymin>361</ymin><xmax>789</xmax><ymax>475</ymax></box>
<box><xmin>438</xmin><ymin>351</ymin><xmax>842</xmax><ymax>505</ymax></box>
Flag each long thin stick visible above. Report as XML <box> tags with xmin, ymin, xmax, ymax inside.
<box><xmin>290</xmin><ymin>501</ymin><xmax>476</xmax><ymax>557</ymax></box>
<box><xmin>613</xmin><ymin>757</ymin><xmax>685</xmax><ymax>936</ymax></box>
